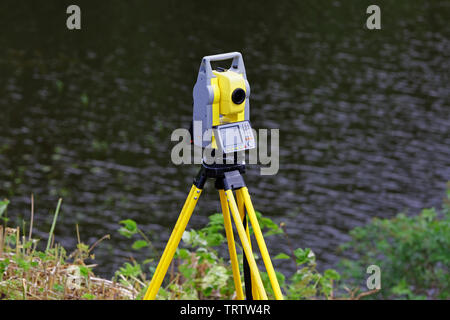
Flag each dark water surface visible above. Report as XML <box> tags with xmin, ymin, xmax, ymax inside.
<box><xmin>0</xmin><ymin>1</ymin><xmax>449</xmax><ymax>277</ymax></box>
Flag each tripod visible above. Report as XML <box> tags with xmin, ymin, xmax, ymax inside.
<box><xmin>143</xmin><ymin>161</ymin><xmax>283</xmax><ymax>300</ymax></box>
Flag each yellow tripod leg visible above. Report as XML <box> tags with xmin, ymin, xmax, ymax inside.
<box><xmin>219</xmin><ymin>190</ymin><xmax>244</xmax><ymax>300</ymax></box>
<box><xmin>153</xmin><ymin>185</ymin><xmax>195</xmax><ymax>276</ymax></box>
<box><xmin>225</xmin><ymin>189</ymin><xmax>268</xmax><ymax>300</ymax></box>
<box><xmin>240</xmin><ymin>187</ymin><xmax>284</xmax><ymax>300</ymax></box>
<box><xmin>143</xmin><ymin>185</ymin><xmax>202</xmax><ymax>300</ymax></box>
<box><xmin>236</xmin><ymin>190</ymin><xmax>260</xmax><ymax>300</ymax></box>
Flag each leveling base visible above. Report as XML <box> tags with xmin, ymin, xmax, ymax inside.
<box><xmin>143</xmin><ymin>162</ymin><xmax>283</xmax><ymax>300</ymax></box>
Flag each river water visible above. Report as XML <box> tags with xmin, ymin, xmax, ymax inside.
<box><xmin>0</xmin><ymin>1</ymin><xmax>449</xmax><ymax>277</ymax></box>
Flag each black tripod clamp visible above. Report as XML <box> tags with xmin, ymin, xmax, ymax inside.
<box><xmin>193</xmin><ymin>162</ymin><xmax>247</xmax><ymax>191</ymax></box>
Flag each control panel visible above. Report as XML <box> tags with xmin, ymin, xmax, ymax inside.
<box><xmin>214</xmin><ymin>120</ymin><xmax>255</xmax><ymax>154</ymax></box>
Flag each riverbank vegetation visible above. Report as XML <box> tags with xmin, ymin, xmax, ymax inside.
<box><xmin>338</xmin><ymin>184</ymin><xmax>450</xmax><ymax>299</ymax></box>
<box><xmin>1</xmin><ymin>183</ymin><xmax>448</xmax><ymax>300</ymax></box>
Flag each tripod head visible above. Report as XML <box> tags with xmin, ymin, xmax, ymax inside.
<box><xmin>192</xmin><ymin>52</ymin><xmax>256</xmax><ymax>154</ymax></box>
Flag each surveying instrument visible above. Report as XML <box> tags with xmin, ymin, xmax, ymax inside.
<box><xmin>143</xmin><ymin>52</ymin><xmax>283</xmax><ymax>300</ymax></box>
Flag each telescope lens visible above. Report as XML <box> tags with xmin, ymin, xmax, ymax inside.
<box><xmin>231</xmin><ymin>88</ymin><xmax>246</xmax><ymax>105</ymax></box>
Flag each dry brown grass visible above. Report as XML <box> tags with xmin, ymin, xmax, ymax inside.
<box><xmin>0</xmin><ymin>193</ymin><xmax>147</xmax><ymax>301</ymax></box>
<box><xmin>0</xmin><ymin>224</ymin><xmax>143</xmax><ymax>300</ymax></box>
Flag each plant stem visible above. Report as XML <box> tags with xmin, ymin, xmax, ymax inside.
<box><xmin>46</xmin><ymin>198</ymin><xmax>62</xmax><ymax>252</ymax></box>
<box><xmin>28</xmin><ymin>193</ymin><xmax>34</xmax><ymax>241</ymax></box>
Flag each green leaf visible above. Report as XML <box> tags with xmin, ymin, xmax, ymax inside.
<box><xmin>177</xmin><ymin>248</ymin><xmax>190</xmax><ymax>260</ymax></box>
<box><xmin>80</xmin><ymin>93</ymin><xmax>89</xmax><ymax>106</ymax></box>
<box><xmin>0</xmin><ymin>258</ymin><xmax>10</xmax><ymax>275</ymax></box>
<box><xmin>261</xmin><ymin>217</ymin><xmax>279</xmax><ymax>231</ymax></box>
<box><xmin>203</xmin><ymin>286</ymin><xmax>213</xmax><ymax>296</ymax></box>
<box><xmin>275</xmin><ymin>271</ymin><xmax>286</xmax><ymax>286</ymax></box>
<box><xmin>118</xmin><ymin>219</ymin><xmax>138</xmax><ymax>238</ymax></box>
<box><xmin>0</xmin><ymin>199</ymin><xmax>10</xmax><ymax>218</ymax></box>
<box><xmin>79</xmin><ymin>265</ymin><xmax>91</xmax><ymax>277</ymax></box>
<box><xmin>179</xmin><ymin>264</ymin><xmax>195</xmax><ymax>279</ymax></box>
<box><xmin>16</xmin><ymin>257</ymin><xmax>31</xmax><ymax>271</ymax></box>
<box><xmin>82</xmin><ymin>293</ymin><xmax>95</xmax><ymax>300</ymax></box>
<box><xmin>53</xmin><ymin>284</ymin><xmax>64</xmax><ymax>292</ymax></box>
<box><xmin>294</xmin><ymin>248</ymin><xmax>314</xmax><ymax>265</ymax></box>
<box><xmin>206</xmin><ymin>233</ymin><xmax>224</xmax><ymax>247</ymax></box>
<box><xmin>274</xmin><ymin>253</ymin><xmax>291</xmax><ymax>260</ymax></box>
<box><xmin>116</xmin><ymin>262</ymin><xmax>142</xmax><ymax>278</ymax></box>
<box><xmin>421</xmin><ymin>208</ymin><xmax>436</xmax><ymax>222</ymax></box>
<box><xmin>391</xmin><ymin>279</ymin><xmax>412</xmax><ymax>296</ymax></box>
<box><xmin>119</xmin><ymin>219</ymin><xmax>137</xmax><ymax>231</ymax></box>
<box><xmin>324</xmin><ymin>269</ymin><xmax>341</xmax><ymax>281</ymax></box>
<box><xmin>132</xmin><ymin>240</ymin><xmax>148</xmax><ymax>250</ymax></box>
<box><xmin>77</xmin><ymin>243</ymin><xmax>89</xmax><ymax>252</ymax></box>
<box><xmin>207</xmin><ymin>213</ymin><xmax>224</xmax><ymax>226</ymax></box>
<box><xmin>55</xmin><ymin>80</ymin><xmax>64</xmax><ymax>92</ymax></box>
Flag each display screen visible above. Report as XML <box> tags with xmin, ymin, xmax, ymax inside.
<box><xmin>220</xmin><ymin>125</ymin><xmax>243</xmax><ymax>147</ymax></box>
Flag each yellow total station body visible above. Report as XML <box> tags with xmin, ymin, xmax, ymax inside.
<box><xmin>192</xmin><ymin>52</ymin><xmax>250</xmax><ymax>149</ymax></box>
<box><xmin>211</xmin><ymin>70</ymin><xmax>246</xmax><ymax>125</ymax></box>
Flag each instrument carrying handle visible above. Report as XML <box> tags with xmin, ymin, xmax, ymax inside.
<box><xmin>199</xmin><ymin>52</ymin><xmax>246</xmax><ymax>78</ymax></box>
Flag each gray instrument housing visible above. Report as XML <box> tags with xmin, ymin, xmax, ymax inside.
<box><xmin>193</xmin><ymin>52</ymin><xmax>251</xmax><ymax>148</ymax></box>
